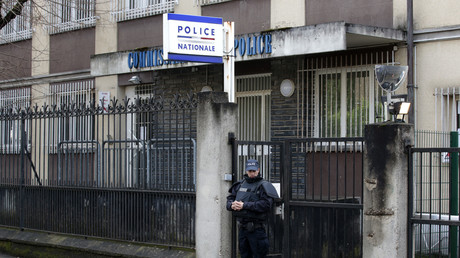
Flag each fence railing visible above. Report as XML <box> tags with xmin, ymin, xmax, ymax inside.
<box><xmin>0</xmin><ymin>94</ymin><xmax>197</xmax><ymax>248</ymax></box>
<box><xmin>409</xmin><ymin>146</ymin><xmax>460</xmax><ymax>257</ymax></box>
<box><xmin>415</xmin><ymin>130</ymin><xmax>451</xmax><ymax>148</ymax></box>
<box><xmin>410</xmin><ymin>130</ymin><xmax>459</xmax><ymax>257</ymax></box>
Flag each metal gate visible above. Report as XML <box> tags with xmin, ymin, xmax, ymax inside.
<box><xmin>231</xmin><ymin>137</ymin><xmax>364</xmax><ymax>257</ymax></box>
<box><xmin>408</xmin><ymin>146</ymin><xmax>460</xmax><ymax>257</ymax></box>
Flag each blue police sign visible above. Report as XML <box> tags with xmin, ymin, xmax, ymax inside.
<box><xmin>163</xmin><ymin>13</ymin><xmax>223</xmax><ymax>63</ymax></box>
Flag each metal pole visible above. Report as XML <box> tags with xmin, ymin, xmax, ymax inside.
<box><xmin>19</xmin><ymin>114</ymin><xmax>26</xmax><ymax>229</ymax></box>
<box><xmin>223</xmin><ymin>21</ymin><xmax>235</xmax><ymax>103</ymax></box>
<box><xmin>407</xmin><ymin>146</ymin><xmax>414</xmax><ymax>257</ymax></box>
<box><xmin>407</xmin><ymin>0</ymin><xmax>415</xmax><ymax>124</ymax></box>
<box><xmin>282</xmin><ymin>140</ymin><xmax>290</xmax><ymax>257</ymax></box>
<box><xmin>229</xmin><ymin>133</ymin><xmax>237</xmax><ymax>258</ymax></box>
<box><xmin>450</xmin><ymin>131</ymin><xmax>458</xmax><ymax>258</ymax></box>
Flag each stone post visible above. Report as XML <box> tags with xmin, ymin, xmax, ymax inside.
<box><xmin>196</xmin><ymin>92</ymin><xmax>238</xmax><ymax>257</ymax></box>
<box><xmin>363</xmin><ymin>122</ymin><xmax>414</xmax><ymax>258</ymax></box>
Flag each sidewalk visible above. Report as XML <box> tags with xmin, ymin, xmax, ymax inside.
<box><xmin>0</xmin><ymin>227</ymin><xmax>195</xmax><ymax>258</ymax></box>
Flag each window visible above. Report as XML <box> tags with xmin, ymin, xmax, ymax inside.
<box><xmin>48</xmin><ymin>0</ymin><xmax>96</xmax><ymax>34</ymax></box>
<box><xmin>0</xmin><ymin>0</ymin><xmax>32</xmax><ymax>44</ymax></box>
<box><xmin>314</xmin><ymin>69</ymin><xmax>378</xmax><ymax>137</ymax></box>
<box><xmin>0</xmin><ymin>87</ymin><xmax>30</xmax><ymax>153</ymax></box>
<box><xmin>111</xmin><ymin>0</ymin><xmax>177</xmax><ymax>22</ymax></box>
<box><xmin>236</xmin><ymin>74</ymin><xmax>271</xmax><ymax>141</ymax></box>
<box><xmin>434</xmin><ymin>87</ymin><xmax>460</xmax><ymax>132</ymax></box>
<box><xmin>49</xmin><ymin>80</ymin><xmax>95</xmax><ymax>151</ymax></box>
<box><xmin>299</xmin><ymin>52</ymin><xmax>391</xmax><ymax>138</ymax></box>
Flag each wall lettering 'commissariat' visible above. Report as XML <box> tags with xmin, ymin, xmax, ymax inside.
<box><xmin>127</xmin><ymin>33</ymin><xmax>273</xmax><ymax>69</ymax></box>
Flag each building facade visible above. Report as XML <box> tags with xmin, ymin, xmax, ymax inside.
<box><xmin>1</xmin><ymin>0</ymin><xmax>460</xmax><ymax>141</ymax></box>
<box><xmin>2</xmin><ymin>0</ymin><xmax>460</xmax><ymax>255</ymax></box>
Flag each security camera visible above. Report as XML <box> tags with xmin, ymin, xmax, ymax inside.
<box><xmin>375</xmin><ymin>65</ymin><xmax>408</xmax><ymax>93</ymax></box>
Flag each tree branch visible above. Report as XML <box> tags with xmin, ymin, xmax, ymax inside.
<box><xmin>0</xmin><ymin>0</ymin><xmax>29</xmax><ymax>30</ymax></box>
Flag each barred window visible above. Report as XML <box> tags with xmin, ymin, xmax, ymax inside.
<box><xmin>434</xmin><ymin>87</ymin><xmax>460</xmax><ymax>132</ymax></box>
<box><xmin>49</xmin><ymin>80</ymin><xmax>95</xmax><ymax>146</ymax></box>
<box><xmin>236</xmin><ymin>74</ymin><xmax>271</xmax><ymax>141</ymax></box>
<box><xmin>0</xmin><ymin>0</ymin><xmax>32</xmax><ymax>44</ymax></box>
<box><xmin>48</xmin><ymin>0</ymin><xmax>96</xmax><ymax>34</ymax></box>
<box><xmin>0</xmin><ymin>87</ymin><xmax>31</xmax><ymax>153</ymax></box>
<box><xmin>111</xmin><ymin>0</ymin><xmax>177</xmax><ymax>22</ymax></box>
<box><xmin>299</xmin><ymin>51</ymin><xmax>392</xmax><ymax>138</ymax></box>
<box><xmin>314</xmin><ymin>69</ymin><xmax>378</xmax><ymax>138</ymax></box>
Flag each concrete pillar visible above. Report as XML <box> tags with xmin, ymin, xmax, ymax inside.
<box><xmin>363</xmin><ymin>122</ymin><xmax>414</xmax><ymax>258</ymax></box>
<box><xmin>271</xmin><ymin>0</ymin><xmax>306</xmax><ymax>29</ymax></box>
<box><xmin>94</xmin><ymin>0</ymin><xmax>122</xmax><ymax>100</ymax></box>
<box><xmin>95</xmin><ymin>0</ymin><xmax>117</xmax><ymax>55</ymax></box>
<box><xmin>31</xmin><ymin>0</ymin><xmax>50</xmax><ymax>77</ymax></box>
<box><xmin>174</xmin><ymin>0</ymin><xmax>201</xmax><ymax>16</ymax></box>
<box><xmin>196</xmin><ymin>92</ymin><xmax>237</xmax><ymax>257</ymax></box>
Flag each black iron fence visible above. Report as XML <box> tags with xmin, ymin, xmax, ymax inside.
<box><xmin>0</xmin><ymin>94</ymin><xmax>197</xmax><ymax>248</ymax></box>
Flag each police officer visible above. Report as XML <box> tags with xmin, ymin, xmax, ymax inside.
<box><xmin>226</xmin><ymin>159</ymin><xmax>279</xmax><ymax>258</ymax></box>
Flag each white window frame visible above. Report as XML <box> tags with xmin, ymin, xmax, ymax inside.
<box><xmin>0</xmin><ymin>1</ymin><xmax>32</xmax><ymax>44</ymax></box>
<box><xmin>314</xmin><ymin>66</ymin><xmax>378</xmax><ymax>138</ymax></box>
<box><xmin>0</xmin><ymin>87</ymin><xmax>31</xmax><ymax>153</ymax></box>
<box><xmin>111</xmin><ymin>0</ymin><xmax>177</xmax><ymax>22</ymax></box>
<box><xmin>48</xmin><ymin>0</ymin><xmax>96</xmax><ymax>34</ymax></box>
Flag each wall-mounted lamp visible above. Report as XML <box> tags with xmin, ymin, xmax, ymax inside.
<box><xmin>280</xmin><ymin>79</ymin><xmax>295</xmax><ymax>97</ymax></box>
<box><xmin>128</xmin><ymin>75</ymin><xmax>142</xmax><ymax>84</ymax></box>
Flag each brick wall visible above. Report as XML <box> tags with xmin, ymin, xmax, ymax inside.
<box><xmin>271</xmin><ymin>57</ymin><xmax>299</xmax><ymax>142</ymax></box>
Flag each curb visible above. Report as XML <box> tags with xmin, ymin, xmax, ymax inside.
<box><xmin>0</xmin><ymin>227</ymin><xmax>195</xmax><ymax>258</ymax></box>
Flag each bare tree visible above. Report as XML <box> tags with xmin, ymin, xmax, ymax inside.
<box><xmin>0</xmin><ymin>0</ymin><xmax>29</xmax><ymax>30</ymax></box>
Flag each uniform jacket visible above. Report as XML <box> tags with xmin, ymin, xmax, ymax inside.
<box><xmin>226</xmin><ymin>174</ymin><xmax>274</xmax><ymax>223</ymax></box>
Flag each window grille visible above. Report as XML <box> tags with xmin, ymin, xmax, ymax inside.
<box><xmin>49</xmin><ymin>79</ymin><xmax>95</xmax><ymax>151</ymax></box>
<box><xmin>135</xmin><ymin>84</ymin><xmax>157</xmax><ymax>96</ymax></box>
<box><xmin>196</xmin><ymin>0</ymin><xmax>232</xmax><ymax>6</ymax></box>
<box><xmin>111</xmin><ymin>0</ymin><xmax>177</xmax><ymax>22</ymax></box>
<box><xmin>0</xmin><ymin>87</ymin><xmax>30</xmax><ymax>153</ymax></box>
<box><xmin>48</xmin><ymin>0</ymin><xmax>96</xmax><ymax>34</ymax></box>
<box><xmin>298</xmin><ymin>51</ymin><xmax>392</xmax><ymax>138</ymax></box>
<box><xmin>0</xmin><ymin>0</ymin><xmax>32</xmax><ymax>44</ymax></box>
<box><xmin>434</xmin><ymin>87</ymin><xmax>460</xmax><ymax>132</ymax></box>
<box><xmin>236</xmin><ymin>73</ymin><xmax>271</xmax><ymax>141</ymax></box>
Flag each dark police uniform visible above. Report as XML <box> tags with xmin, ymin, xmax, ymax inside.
<box><xmin>226</xmin><ymin>173</ymin><xmax>279</xmax><ymax>258</ymax></box>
